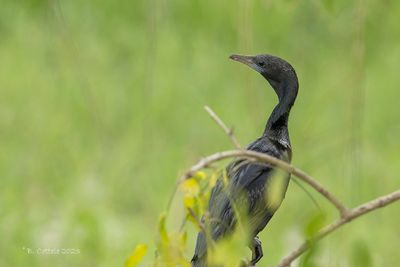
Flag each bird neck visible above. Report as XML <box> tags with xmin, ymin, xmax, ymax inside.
<box><xmin>263</xmin><ymin>79</ymin><xmax>298</xmax><ymax>147</ymax></box>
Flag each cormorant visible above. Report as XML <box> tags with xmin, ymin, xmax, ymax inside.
<box><xmin>191</xmin><ymin>54</ymin><xmax>299</xmax><ymax>267</ymax></box>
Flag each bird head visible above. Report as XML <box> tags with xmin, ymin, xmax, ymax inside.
<box><xmin>229</xmin><ymin>54</ymin><xmax>298</xmax><ymax>100</ymax></box>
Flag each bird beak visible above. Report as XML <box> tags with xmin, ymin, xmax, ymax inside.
<box><xmin>229</xmin><ymin>54</ymin><xmax>260</xmax><ymax>72</ymax></box>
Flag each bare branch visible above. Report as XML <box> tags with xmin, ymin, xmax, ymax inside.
<box><xmin>204</xmin><ymin>106</ymin><xmax>242</xmax><ymax>149</ymax></box>
<box><xmin>178</xmin><ymin>111</ymin><xmax>400</xmax><ymax>267</ymax></box>
<box><xmin>276</xmin><ymin>189</ymin><xmax>400</xmax><ymax>267</ymax></box>
<box><xmin>181</xmin><ymin>150</ymin><xmax>348</xmax><ymax>216</ymax></box>
<box><xmin>180</xmin><ymin>150</ymin><xmax>400</xmax><ymax>267</ymax></box>
<box><xmin>187</xmin><ymin>208</ymin><xmax>206</xmax><ymax>233</ymax></box>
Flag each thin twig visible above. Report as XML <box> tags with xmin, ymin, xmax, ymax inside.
<box><xmin>204</xmin><ymin>106</ymin><xmax>242</xmax><ymax>149</ymax></box>
<box><xmin>275</xmin><ymin>190</ymin><xmax>400</xmax><ymax>267</ymax></box>
<box><xmin>187</xmin><ymin>208</ymin><xmax>206</xmax><ymax>233</ymax></box>
<box><xmin>180</xmin><ymin>150</ymin><xmax>348</xmax><ymax>216</ymax></box>
<box><xmin>291</xmin><ymin>178</ymin><xmax>322</xmax><ymax>211</ymax></box>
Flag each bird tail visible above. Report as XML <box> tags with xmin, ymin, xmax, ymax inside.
<box><xmin>192</xmin><ymin>231</ymin><xmax>208</xmax><ymax>267</ymax></box>
<box><xmin>191</xmin><ymin>254</ymin><xmax>207</xmax><ymax>267</ymax></box>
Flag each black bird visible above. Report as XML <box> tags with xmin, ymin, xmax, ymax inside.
<box><xmin>191</xmin><ymin>54</ymin><xmax>299</xmax><ymax>267</ymax></box>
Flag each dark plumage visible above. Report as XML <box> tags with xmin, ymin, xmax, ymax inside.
<box><xmin>191</xmin><ymin>54</ymin><xmax>299</xmax><ymax>267</ymax></box>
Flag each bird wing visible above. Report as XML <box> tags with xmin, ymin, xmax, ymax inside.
<box><xmin>193</xmin><ymin>138</ymin><xmax>289</xmax><ymax>261</ymax></box>
<box><xmin>207</xmin><ymin>157</ymin><xmax>275</xmax><ymax>238</ymax></box>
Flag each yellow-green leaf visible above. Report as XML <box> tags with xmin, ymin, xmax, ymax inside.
<box><xmin>209</xmin><ymin>173</ymin><xmax>217</xmax><ymax>188</ymax></box>
<box><xmin>179</xmin><ymin>258</ymin><xmax>192</xmax><ymax>267</ymax></box>
<box><xmin>180</xmin><ymin>178</ymin><xmax>200</xmax><ymax>196</ymax></box>
<box><xmin>158</xmin><ymin>213</ymin><xmax>169</xmax><ymax>244</ymax></box>
<box><xmin>179</xmin><ymin>231</ymin><xmax>187</xmax><ymax>247</ymax></box>
<box><xmin>209</xmin><ymin>229</ymin><xmax>248</xmax><ymax>267</ymax></box>
<box><xmin>303</xmin><ymin>212</ymin><xmax>326</xmax><ymax>238</ymax></box>
<box><xmin>266</xmin><ymin>170</ymin><xmax>288</xmax><ymax>211</ymax></box>
<box><xmin>194</xmin><ymin>171</ymin><xmax>207</xmax><ymax>180</ymax></box>
<box><xmin>222</xmin><ymin>169</ymin><xmax>229</xmax><ymax>187</ymax></box>
<box><xmin>125</xmin><ymin>244</ymin><xmax>148</xmax><ymax>267</ymax></box>
<box><xmin>183</xmin><ymin>195</ymin><xmax>196</xmax><ymax>209</ymax></box>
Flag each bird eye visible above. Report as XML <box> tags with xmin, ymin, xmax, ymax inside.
<box><xmin>258</xmin><ymin>62</ymin><xmax>265</xmax><ymax>67</ymax></box>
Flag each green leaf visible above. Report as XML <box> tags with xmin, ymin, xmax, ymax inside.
<box><xmin>350</xmin><ymin>241</ymin><xmax>373</xmax><ymax>267</ymax></box>
<box><xmin>299</xmin><ymin>246</ymin><xmax>319</xmax><ymax>267</ymax></box>
<box><xmin>266</xmin><ymin>169</ymin><xmax>288</xmax><ymax>211</ymax></box>
<box><xmin>209</xmin><ymin>229</ymin><xmax>249</xmax><ymax>267</ymax></box>
<box><xmin>303</xmin><ymin>212</ymin><xmax>326</xmax><ymax>238</ymax></box>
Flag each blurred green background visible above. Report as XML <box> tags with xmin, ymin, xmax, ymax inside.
<box><xmin>1</xmin><ymin>0</ymin><xmax>400</xmax><ymax>266</ymax></box>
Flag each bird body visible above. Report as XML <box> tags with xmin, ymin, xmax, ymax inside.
<box><xmin>192</xmin><ymin>54</ymin><xmax>298</xmax><ymax>267</ymax></box>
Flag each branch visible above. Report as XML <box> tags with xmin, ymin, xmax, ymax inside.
<box><xmin>181</xmin><ymin>150</ymin><xmax>348</xmax><ymax>216</ymax></box>
<box><xmin>180</xmin><ymin>108</ymin><xmax>400</xmax><ymax>267</ymax></box>
<box><xmin>181</xmin><ymin>150</ymin><xmax>400</xmax><ymax>266</ymax></box>
<box><xmin>187</xmin><ymin>208</ymin><xmax>206</xmax><ymax>233</ymax></box>
<box><xmin>275</xmin><ymin>189</ymin><xmax>400</xmax><ymax>267</ymax></box>
<box><xmin>204</xmin><ymin>106</ymin><xmax>242</xmax><ymax>149</ymax></box>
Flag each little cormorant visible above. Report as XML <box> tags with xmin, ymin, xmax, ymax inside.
<box><xmin>191</xmin><ymin>54</ymin><xmax>299</xmax><ymax>267</ymax></box>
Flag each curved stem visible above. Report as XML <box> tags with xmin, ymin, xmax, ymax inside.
<box><xmin>275</xmin><ymin>190</ymin><xmax>400</xmax><ymax>267</ymax></box>
<box><xmin>181</xmin><ymin>150</ymin><xmax>348</xmax><ymax>215</ymax></box>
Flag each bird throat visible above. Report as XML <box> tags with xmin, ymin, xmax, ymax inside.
<box><xmin>263</xmin><ymin>81</ymin><xmax>298</xmax><ymax>148</ymax></box>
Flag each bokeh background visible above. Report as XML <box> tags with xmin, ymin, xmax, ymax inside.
<box><xmin>1</xmin><ymin>0</ymin><xmax>400</xmax><ymax>266</ymax></box>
